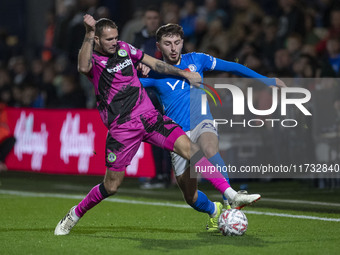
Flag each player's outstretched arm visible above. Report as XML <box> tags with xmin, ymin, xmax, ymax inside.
<box><xmin>78</xmin><ymin>14</ymin><xmax>96</xmax><ymax>75</ymax></box>
<box><xmin>213</xmin><ymin>58</ymin><xmax>287</xmax><ymax>88</ymax></box>
<box><xmin>141</xmin><ymin>54</ymin><xmax>202</xmax><ymax>86</ymax></box>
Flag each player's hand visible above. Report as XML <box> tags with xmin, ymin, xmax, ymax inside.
<box><xmin>185</xmin><ymin>71</ymin><xmax>202</xmax><ymax>87</ymax></box>
<box><xmin>137</xmin><ymin>63</ymin><xmax>151</xmax><ymax>77</ymax></box>
<box><xmin>83</xmin><ymin>14</ymin><xmax>96</xmax><ymax>33</ymax></box>
<box><xmin>274</xmin><ymin>78</ymin><xmax>287</xmax><ymax>88</ymax></box>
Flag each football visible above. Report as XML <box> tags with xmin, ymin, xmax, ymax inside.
<box><xmin>218</xmin><ymin>209</ymin><xmax>248</xmax><ymax>236</ymax></box>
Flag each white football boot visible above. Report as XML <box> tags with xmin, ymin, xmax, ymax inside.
<box><xmin>230</xmin><ymin>191</ymin><xmax>261</xmax><ymax>209</ymax></box>
<box><xmin>54</xmin><ymin>206</ymin><xmax>79</xmax><ymax>235</ymax></box>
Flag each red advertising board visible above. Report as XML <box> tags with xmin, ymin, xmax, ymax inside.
<box><xmin>6</xmin><ymin>107</ymin><xmax>155</xmax><ymax>177</ymax></box>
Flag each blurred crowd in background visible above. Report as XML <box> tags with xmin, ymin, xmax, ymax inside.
<box><xmin>1</xmin><ymin>0</ymin><xmax>340</xmax><ymax>109</ymax></box>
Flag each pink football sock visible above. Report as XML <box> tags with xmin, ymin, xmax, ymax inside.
<box><xmin>194</xmin><ymin>156</ymin><xmax>231</xmax><ymax>194</ymax></box>
<box><xmin>75</xmin><ymin>184</ymin><xmax>104</xmax><ymax>218</ymax></box>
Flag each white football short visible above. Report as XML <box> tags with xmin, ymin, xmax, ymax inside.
<box><xmin>171</xmin><ymin>119</ymin><xmax>218</xmax><ymax>176</ymax></box>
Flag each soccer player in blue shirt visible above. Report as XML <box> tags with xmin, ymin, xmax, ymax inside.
<box><xmin>140</xmin><ymin>23</ymin><xmax>286</xmax><ymax>231</ymax></box>
<box><xmin>55</xmin><ymin>16</ymin><xmax>261</xmax><ymax>236</ymax></box>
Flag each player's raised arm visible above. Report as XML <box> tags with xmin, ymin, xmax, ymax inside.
<box><xmin>78</xmin><ymin>14</ymin><xmax>96</xmax><ymax>75</ymax></box>
<box><xmin>141</xmin><ymin>54</ymin><xmax>202</xmax><ymax>86</ymax></box>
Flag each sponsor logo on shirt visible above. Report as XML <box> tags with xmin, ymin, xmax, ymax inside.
<box><xmin>107</xmin><ymin>59</ymin><xmax>133</xmax><ymax>73</ymax></box>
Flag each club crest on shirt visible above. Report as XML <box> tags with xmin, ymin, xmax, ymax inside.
<box><xmin>188</xmin><ymin>64</ymin><xmax>197</xmax><ymax>72</ymax></box>
<box><xmin>118</xmin><ymin>49</ymin><xmax>128</xmax><ymax>57</ymax></box>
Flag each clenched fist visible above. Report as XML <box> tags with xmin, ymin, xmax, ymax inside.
<box><xmin>83</xmin><ymin>14</ymin><xmax>96</xmax><ymax>33</ymax></box>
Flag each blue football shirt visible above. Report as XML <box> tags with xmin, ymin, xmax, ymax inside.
<box><xmin>140</xmin><ymin>52</ymin><xmax>274</xmax><ymax>131</ymax></box>
<box><xmin>140</xmin><ymin>52</ymin><xmax>215</xmax><ymax>131</ymax></box>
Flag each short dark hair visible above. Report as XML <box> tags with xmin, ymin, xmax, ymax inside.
<box><xmin>95</xmin><ymin>18</ymin><xmax>118</xmax><ymax>37</ymax></box>
<box><xmin>156</xmin><ymin>23</ymin><xmax>184</xmax><ymax>42</ymax></box>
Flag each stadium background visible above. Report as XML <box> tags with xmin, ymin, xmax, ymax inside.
<box><xmin>1</xmin><ymin>1</ymin><xmax>340</xmax><ymax>254</ymax></box>
<box><xmin>1</xmin><ymin>0</ymin><xmax>340</xmax><ymax>184</ymax></box>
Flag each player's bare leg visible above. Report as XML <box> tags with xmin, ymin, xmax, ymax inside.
<box><xmin>197</xmin><ymin>132</ymin><xmax>219</xmax><ymax>159</ymax></box>
<box><xmin>103</xmin><ymin>169</ymin><xmax>125</xmax><ymax>195</ymax></box>
<box><xmin>172</xmin><ymin>134</ymin><xmax>198</xmax><ymax>160</ymax></box>
<box><xmin>176</xmin><ymin>165</ymin><xmax>198</xmax><ymax>206</ymax></box>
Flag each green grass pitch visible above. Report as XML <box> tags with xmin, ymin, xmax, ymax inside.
<box><xmin>0</xmin><ymin>172</ymin><xmax>340</xmax><ymax>255</ymax></box>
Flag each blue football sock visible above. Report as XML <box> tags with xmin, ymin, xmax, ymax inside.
<box><xmin>191</xmin><ymin>190</ymin><xmax>215</xmax><ymax>215</ymax></box>
<box><xmin>208</xmin><ymin>152</ymin><xmax>230</xmax><ymax>184</ymax></box>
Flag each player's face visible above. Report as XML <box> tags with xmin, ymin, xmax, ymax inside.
<box><xmin>96</xmin><ymin>27</ymin><xmax>119</xmax><ymax>55</ymax></box>
<box><xmin>157</xmin><ymin>35</ymin><xmax>183</xmax><ymax>65</ymax></box>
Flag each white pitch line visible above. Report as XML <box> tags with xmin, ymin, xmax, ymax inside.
<box><xmin>211</xmin><ymin>194</ymin><xmax>340</xmax><ymax>207</ymax></box>
<box><xmin>1</xmin><ymin>189</ymin><xmax>340</xmax><ymax>222</ymax></box>
<box><xmin>242</xmin><ymin>210</ymin><xmax>340</xmax><ymax>222</ymax></box>
<box><xmin>260</xmin><ymin>198</ymin><xmax>340</xmax><ymax>207</ymax></box>
<box><xmin>0</xmin><ymin>190</ymin><xmax>190</xmax><ymax>208</ymax></box>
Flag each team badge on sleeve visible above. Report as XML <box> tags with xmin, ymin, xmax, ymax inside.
<box><xmin>128</xmin><ymin>44</ymin><xmax>137</xmax><ymax>55</ymax></box>
<box><xmin>107</xmin><ymin>152</ymin><xmax>117</xmax><ymax>162</ymax></box>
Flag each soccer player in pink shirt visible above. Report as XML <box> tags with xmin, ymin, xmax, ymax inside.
<box><xmin>54</xmin><ymin>15</ymin><xmax>260</xmax><ymax>235</ymax></box>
